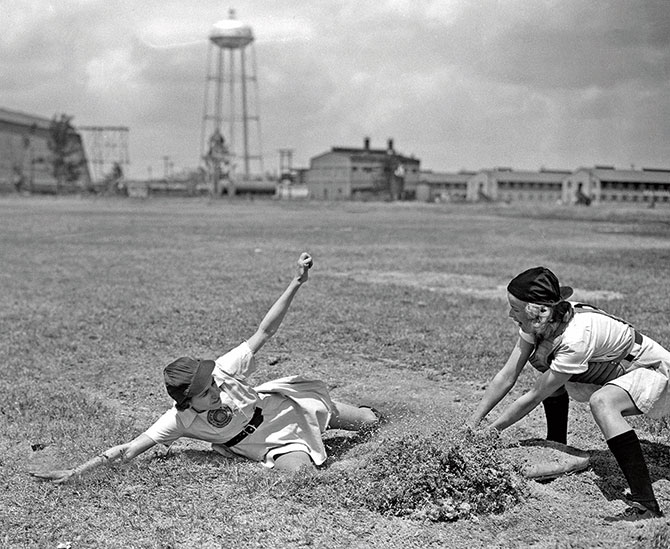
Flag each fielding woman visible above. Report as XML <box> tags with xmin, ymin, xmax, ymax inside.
<box><xmin>471</xmin><ymin>266</ymin><xmax>670</xmax><ymax>521</ymax></box>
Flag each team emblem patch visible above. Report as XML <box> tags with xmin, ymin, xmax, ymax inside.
<box><xmin>207</xmin><ymin>406</ymin><xmax>233</xmax><ymax>428</ymax></box>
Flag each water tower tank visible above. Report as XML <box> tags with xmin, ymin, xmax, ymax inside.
<box><xmin>209</xmin><ymin>16</ymin><xmax>254</xmax><ymax>49</ymax></box>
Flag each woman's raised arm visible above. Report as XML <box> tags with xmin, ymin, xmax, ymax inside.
<box><xmin>246</xmin><ymin>252</ymin><xmax>313</xmax><ymax>354</ymax></box>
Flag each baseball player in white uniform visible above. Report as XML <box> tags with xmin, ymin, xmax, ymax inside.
<box><xmin>470</xmin><ymin>266</ymin><xmax>670</xmax><ymax>521</ymax></box>
<box><xmin>31</xmin><ymin>253</ymin><xmax>381</xmax><ymax>481</ymax></box>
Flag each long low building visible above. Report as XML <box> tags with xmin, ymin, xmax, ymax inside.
<box><xmin>414</xmin><ymin>165</ymin><xmax>670</xmax><ymax>205</ymax></box>
<box><xmin>563</xmin><ymin>166</ymin><xmax>670</xmax><ymax>205</ymax></box>
<box><xmin>416</xmin><ymin>170</ymin><xmax>474</xmax><ymax>202</ymax></box>
<box><xmin>467</xmin><ymin>168</ymin><xmax>571</xmax><ymax>203</ymax></box>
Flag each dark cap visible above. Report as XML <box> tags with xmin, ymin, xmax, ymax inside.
<box><xmin>507</xmin><ymin>266</ymin><xmax>573</xmax><ymax>306</ymax></box>
<box><xmin>163</xmin><ymin>357</ymin><xmax>215</xmax><ymax>410</ymax></box>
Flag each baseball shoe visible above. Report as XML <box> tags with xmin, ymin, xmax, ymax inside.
<box><xmin>604</xmin><ymin>500</ymin><xmax>663</xmax><ymax>522</ymax></box>
<box><xmin>357</xmin><ymin>406</ymin><xmax>386</xmax><ymax>439</ymax></box>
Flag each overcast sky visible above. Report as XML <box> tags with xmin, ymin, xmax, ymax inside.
<box><xmin>2</xmin><ymin>0</ymin><xmax>669</xmax><ymax>179</ymax></box>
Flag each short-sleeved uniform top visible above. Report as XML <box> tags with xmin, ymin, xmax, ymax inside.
<box><xmin>144</xmin><ymin>342</ymin><xmax>334</xmax><ymax>467</ymax></box>
<box><xmin>520</xmin><ymin>303</ymin><xmax>670</xmax><ymax>417</ymax></box>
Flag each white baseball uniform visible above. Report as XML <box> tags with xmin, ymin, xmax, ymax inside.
<box><xmin>144</xmin><ymin>342</ymin><xmax>333</xmax><ymax>467</ymax></box>
<box><xmin>521</xmin><ymin>303</ymin><xmax>670</xmax><ymax>417</ymax></box>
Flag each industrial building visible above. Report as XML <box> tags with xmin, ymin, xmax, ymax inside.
<box><xmin>0</xmin><ymin>107</ymin><xmax>90</xmax><ymax>193</ymax></box>
<box><xmin>306</xmin><ymin>138</ymin><xmax>420</xmax><ymax>200</ymax></box>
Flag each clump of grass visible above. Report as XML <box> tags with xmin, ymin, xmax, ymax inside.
<box><xmin>635</xmin><ymin>521</ymin><xmax>670</xmax><ymax>549</ymax></box>
<box><xmin>289</xmin><ymin>428</ymin><xmax>526</xmax><ymax>523</ymax></box>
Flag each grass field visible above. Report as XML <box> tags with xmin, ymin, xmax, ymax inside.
<box><xmin>2</xmin><ymin>196</ymin><xmax>670</xmax><ymax>548</ymax></box>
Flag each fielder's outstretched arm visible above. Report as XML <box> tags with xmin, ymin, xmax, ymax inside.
<box><xmin>30</xmin><ymin>433</ymin><xmax>156</xmax><ymax>484</ymax></box>
<box><xmin>490</xmin><ymin>369</ymin><xmax>571</xmax><ymax>431</ymax></box>
<box><xmin>469</xmin><ymin>337</ymin><xmax>533</xmax><ymax>428</ymax></box>
<box><xmin>246</xmin><ymin>252</ymin><xmax>313</xmax><ymax>354</ymax></box>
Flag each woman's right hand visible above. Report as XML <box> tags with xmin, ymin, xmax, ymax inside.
<box><xmin>296</xmin><ymin>252</ymin><xmax>313</xmax><ymax>283</ymax></box>
<box><xmin>29</xmin><ymin>468</ymin><xmax>77</xmax><ymax>484</ymax></box>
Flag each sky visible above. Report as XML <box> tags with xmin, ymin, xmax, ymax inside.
<box><xmin>2</xmin><ymin>0</ymin><xmax>669</xmax><ymax>179</ymax></box>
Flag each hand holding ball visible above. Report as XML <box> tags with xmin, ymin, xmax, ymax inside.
<box><xmin>297</xmin><ymin>252</ymin><xmax>313</xmax><ymax>282</ymax></box>
<box><xmin>299</xmin><ymin>253</ymin><xmax>313</xmax><ymax>270</ymax></box>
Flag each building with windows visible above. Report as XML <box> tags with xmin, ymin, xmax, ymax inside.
<box><xmin>0</xmin><ymin>107</ymin><xmax>90</xmax><ymax>193</ymax></box>
<box><xmin>416</xmin><ymin>170</ymin><xmax>474</xmax><ymax>202</ymax></box>
<box><xmin>563</xmin><ymin>166</ymin><xmax>670</xmax><ymax>205</ymax></box>
<box><xmin>466</xmin><ymin>168</ymin><xmax>570</xmax><ymax>203</ymax></box>
<box><xmin>306</xmin><ymin>138</ymin><xmax>420</xmax><ymax>200</ymax></box>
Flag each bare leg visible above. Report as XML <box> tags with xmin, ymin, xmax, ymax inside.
<box><xmin>589</xmin><ymin>385</ymin><xmax>641</xmax><ymax>439</ymax></box>
<box><xmin>328</xmin><ymin>401</ymin><xmax>379</xmax><ymax>430</ymax></box>
<box><xmin>273</xmin><ymin>451</ymin><xmax>315</xmax><ymax>472</ymax></box>
<box><xmin>590</xmin><ymin>385</ymin><xmax>660</xmax><ymax>515</ymax></box>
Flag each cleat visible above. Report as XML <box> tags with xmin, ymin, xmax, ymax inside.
<box><xmin>357</xmin><ymin>406</ymin><xmax>386</xmax><ymax>439</ymax></box>
<box><xmin>604</xmin><ymin>504</ymin><xmax>663</xmax><ymax>522</ymax></box>
<box><xmin>359</xmin><ymin>406</ymin><xmax>386</xmax><ymax>424</ymax></box>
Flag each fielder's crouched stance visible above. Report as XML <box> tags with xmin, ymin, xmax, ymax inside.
<box><xmin>31</xmin><ymin>253</ymin><xmax>381</xmax><ymax>482</ymax></box>
<box><xmin>471</xmin><ymin>266</ymin><xmax>670</xmax><ymax>522</ymax></box>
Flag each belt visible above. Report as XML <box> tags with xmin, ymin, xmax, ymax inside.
<box><xmin>223</xmin><ymin>407</ymin><xmax>263</xmax><ymax>447</ymax></box>
<box><xmin>623</xmin><ymin>330</ymin><xmax>643</xmax><ymax>362</ymax></box>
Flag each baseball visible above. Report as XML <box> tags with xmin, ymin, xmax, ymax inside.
<box><xmin>299</xmin><ymin>253</ymin><xmax>313</xmax><ymax>269</ymax></box>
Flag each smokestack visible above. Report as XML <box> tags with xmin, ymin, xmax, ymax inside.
<box><xmin>387</xmin><ymin>138</ymin><xmax>394</xmax><ymax>153</ymax></box>
<box><xmin>364</xmin><ymin>137</ymin><xmax>370</xmax><ymax>150</ymax></box>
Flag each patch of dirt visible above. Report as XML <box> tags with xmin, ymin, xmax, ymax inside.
<box><xmin>315</xmin><ymin>352</ymin><xmax>670</xmax><ymax>548</ymax></box>
<box><xmin>321</xmin><ymin>270</ymin><xmax>625</xmax><ymax>301</ymax></box>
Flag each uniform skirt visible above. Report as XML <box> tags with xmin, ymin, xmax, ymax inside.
<box><xmin>566</xmin><ymin>334</ymin><xmax>670</xmax><ymax>418</ymax></box>
<box><xmin>227</xmin><ymin>375</ymin><xmax>333</xmax><ymax>468</ymax></box>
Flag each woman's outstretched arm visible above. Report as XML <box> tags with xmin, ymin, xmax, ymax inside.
<box><xmin>469</xmin><ymin>337</ymin><xmax>533</xmax><ymax>428</ymax></box>
<box><xmin>30</xmin><ymin>433</ymin><xmax>157</xmax><ymax>484</ymax></box>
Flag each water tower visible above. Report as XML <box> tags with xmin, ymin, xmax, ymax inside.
<box><xmin>201</xmin><ymin>9</ymin><xmax>265</xmax><ymax>195</ymax></box>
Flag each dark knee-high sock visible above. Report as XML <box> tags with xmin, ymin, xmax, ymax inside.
<box><xmin>606</xmin><ymin>430</ymin><xmax>659</xmax><ymax>512</ymax></box>
<box><xmin>542</xmin><ymin>391</ymin><xmax>569</xmax><ymax>444</ymax></box>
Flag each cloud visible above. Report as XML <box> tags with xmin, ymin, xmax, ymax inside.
<box><xmin>465</xmin><ymin>0</ymin><xmax>670</xmax><ymax>90</ymax></box>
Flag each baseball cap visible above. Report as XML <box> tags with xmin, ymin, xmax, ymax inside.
<box><xmin>163</xmin><ymin>357</ymin><xmax>216</xmax><ymax>410</ymax></box>
<box><xmin>507</xmin><ymin>266</ymin><xmax>573</xmax><ymax>306</ymax></box>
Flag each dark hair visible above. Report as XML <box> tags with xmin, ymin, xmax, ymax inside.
<box><xmin>175</xmin><ymin>400</ymin><xmax>190</xmax><ymax>412</ymax></box>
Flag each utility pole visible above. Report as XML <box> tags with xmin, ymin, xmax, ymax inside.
<box><xmin>278</xmin><ymin>148</ymin><xmax>294</xmax><ymax>181</ymax></box>
<box><xmin>163</xmin><ymin>155</ymin><xmax>170</xmax><ymax>179</ymax></box>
